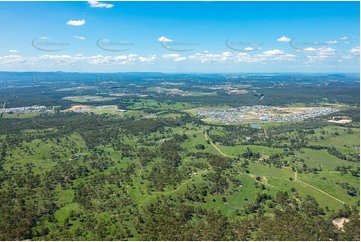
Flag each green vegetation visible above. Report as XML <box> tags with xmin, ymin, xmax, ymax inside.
<box><xmin>0</xmin><ymin>72</ymin><xmax>359</xmax><ymax>240</ymax></box>
<box><xmin>62</xmin><ymin>95</ymin><xmax>117</xmax><ymax>102</ymax></box>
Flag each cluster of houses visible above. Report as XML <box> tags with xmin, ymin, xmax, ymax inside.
<box><xmin>265</xmin><ymin>107</ymin><xmax>337</xmax><ymax>122</ymax></box>
<box><xmin>3</xmin><ymin>105</ymin><xmax>54</xmax><ymax>114</ymax></box>
<box><xmin>193</xmin><ymin>106</ymin><xmax>337</xmax><ymax>123</ymax></box>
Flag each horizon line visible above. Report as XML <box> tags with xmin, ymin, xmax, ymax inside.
<box><xmin>0</xmin><ymin>71</ymin><xmax>360</xmax><ymax>75</ymax></box>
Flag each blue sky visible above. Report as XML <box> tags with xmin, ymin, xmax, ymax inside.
<box><xmin>0</xmin><ymin>1</ymin><xmax>359</xmax><ymax>73</ymax></box>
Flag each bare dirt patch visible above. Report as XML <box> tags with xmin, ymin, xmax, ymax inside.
<box><xmin>328</xmin><ymin>116</ymin><xmax>352</xmax><ymax>124</ymax></box>
<box><xmin>228</xmin><ymin>89</ymin><xmax>248</xmax><ymax>94</ymax></box>
<box><xmin>332</xmin><ymin>218</ymin><xmax>350</xmax><ymax>230</ymax></box>
<box><xmin>68</xmin><ymin>105</ymin><xmax>91</xmax><ymax>111</ymax></box>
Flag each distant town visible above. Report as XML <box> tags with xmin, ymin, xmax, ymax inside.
<box><xmin>2</xmin><ymin>105</ymin><xmax>54</xmax><ymax>114</ymax></box>
<box><xmin>2</xmin><ymin>104</ymin><xmax>338</xmax><ymax>124</ymax></box>
<box><xmin>193</xmin><ymin>106</ymin><xmax>338</xmax><ymax>123</ymax></box>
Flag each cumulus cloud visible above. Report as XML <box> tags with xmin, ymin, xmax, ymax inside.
<box><xmin>88</xmin><ymin>1</ymin><xmax>114</xmax><ymax>8</ymax></box>
<box><xmin>38</xmin><ymin>54</ymin><xmax>77</xmax><ymax>65</ymax></box>
<box><xmin>161</xmin><ymin>54</ymin><xmax>186</xmax><ymax>62</ymax></box>
<box><xmin>87</xmin><ymin>55</ymin><xmax>113</xmax><ymax>64</ymax></box>
<box><xmin>340</xmin><ymin>55</ymin><xmax>353</xmax><ymax>60</ymax></box>
<box><xmin>186</xmin><ymin>49</ymin><xmax>296</xmax><ymax>63</ymax></box>
<box><xmin>263</xmin><ymin>49</ymin><xmax>284</xmax><ymax>55</ymax></box>
<box><xmin>234</xmin><ymin>52</ymin><xmax>254</xmax><ymax>63</ymax></box>
<box><xmin>139</xmin><ymin>55</ymin><xmax>156</xmax><ymax>64</ymax></box>
<box><xmin>85</xmin><ymin>54</ymin><xmax>137</xmax><ymax>64</ymax></box>
<box><xmin>302</xmin><ymin>47</ymin><xmax>317</xmax><ymax>52</ymax></box>
<box><xmin>9</xmin><ymin>50</ymin><xmax>19</xmax><ymax>53</ymax></box>
<box><xmin>326</xmin><ymin>40</ymin><xmax>338</xmax><ymax>44</ymax></box>
<box><xmin>158</xmin><ymin>36</ymin><xmax>172</xmax><ymax>43</ymax></box>
<box><xmin>244</xmin><ymin>47</ymin><xmax>255</xmax><ymax>51</ymax></box>
<box><xmin>114</xmin><ymin>54</ymin><xmax>138</xmax><ymax>64</ymax></box>
<box><xmin>0</xmin><ymin>55</ymin><xmax>27</xmax><ymax>65</ymax></box>
<box><xmin>0</xmin><ymin>48</ymin><xmax>299</xmax><ymax>68</ymax></box>
<box><xmin>0</xmin><ymin>54</ymin><xmax>156</xmax><ymax>67</ymax></box>
<box><xmin>188</xmin><ymin>51</ymin><xmax>233</xmax><ymax>63</ymax></box>
<box><xmin>306</xmin><ymin>47</ymin><xmax>337</xmax><ymax>63</ymax></box>
<box><xmin>340</xmin><ymin>36</ymin><xmax>348</xmax><ymax>40</ymax></box>
<box><xmin>74</xmin><ymin>35</ymin><xmax>86</xmax><ymax>40</ymax></box>
<box><xmin>84</xmin><ymin>54</ymin><xmax>139</xmax><ymax>65</ymax></box>
<box><xmin>66</xmin><ymin>19</ymin><xmax>86</xmax><ymax>26</ymax></box>
<box><xmin>4</xmin><ymin>46</ymin><xmax>352</xmax><ymax>68</ymax></box>
<box><xmin>349</xmin><ymin>46</ymin><xmax>360</xmax><ymax>55</ymax></box>
<box><xmin>277</xmin><ymin>36</ymin><xmax>291</xmax><ymax>42</ymax></box>
<box><xmin>254</xmin><ymin>49</ymin><xmax>295</xmax><ymax>62</ymax></box>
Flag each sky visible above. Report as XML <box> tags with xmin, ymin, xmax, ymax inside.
<box><xmin>0</xmin><ymin>1</ymin><xmax>359</xmax><ymax>73</ymax></box>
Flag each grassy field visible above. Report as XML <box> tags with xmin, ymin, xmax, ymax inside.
<box><xmin>193</xmin><ymin>122</ymin><xmax>359</xmax><ymax>212</ymax></box>
<box><xmin>2</xmin><ymin>112</ymin><xmax>43</xmax><ymax>119</ymax></box>
<box><xmin>62</xmin><ymin>95</ymin><xmax>117</xmax><ymax>102</ymax></box>
<box><xmin>308</xmin><ymin>126</ymin><xmax>360</xmax><ymax>154</ymax></box>
<box><xmin>1</xmin><ymin>102</ymin><xmax>359</xmax><ymax>240</ymax></box>
<box><xmin>128</xmin><ymin>98</ymin><xmax>194</xmax><ymax>111</ymax></box>
<box><xmin>3</xmin><ymin>111</ymin><xmax>358</xmax><ymax>217</ymax></box>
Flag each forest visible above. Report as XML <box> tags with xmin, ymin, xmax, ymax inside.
<box><xmin>0</xmin><ymin>72</ymin><xmax>359</xmax><ymax>240</ymax></box>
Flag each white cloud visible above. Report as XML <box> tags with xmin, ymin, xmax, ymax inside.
<box><xmin>2</xmin><ymin>46</ymin><xmax>349</xmax><ymax>69</ymax></box>
<box><xmin>88</xmin><ymin>55</ymin><xmax>114</xmax><ymax>64</ymax></box>
<box><xmin>114</xmin><ymin>54</ymin><xmax>138</xmax><ymax>64</ymax></box>
<box><xmin>74</xmin><ymin>35</ymin><xmax>86</xmax><ymax>40</ymax></box>
<box><xmin>88</xmin><ymin>1</ymin><xmax>114</xmax><ymax>8</ymax></box>
<box><xmin>187</xmin><ymin>49</ymin><xmax>295</xmax><ymax>63</ymax></box>
<box><xmin>340</xmin><ymin>36</ymin><xmax>348</xmax><ymax>40</ymax></box>
<box><xmin>234</xmin><ymin>52</ymin><xmax>254</xmax><ymax>63</ymax></box>
<box><xmin>188</xmin><ymin>51</ymin><xmax>232</xmax><ymax>63</ymax></box>
<box><xmin>254</xmin><ymin>49</ymin><xmax>295</xmax><ymax>62</ymax></box>
<box><xmin>222</xmin><ymin>52</ymin><xmax>232</xmax><ymax>57</ymax></box>
<box><xmin>302</xmin><ymin>47</ymin><xmax>317</xmax><ymax>52</ymax></box>
<box><xmin>114</xmin><ymin>56</ymin><xmax>128</xmax><ymax>61</ymax></box>
<box><xmin>39</xmin><ymin>54</ymin><xmax>76</xmax><ymax>65</ymax></box>
<box><xmin>85</xmin><ymin>54</ymin><xmax>139</xmax><ymax>65</ymax></box>
<box><xmin>9</xmin><ymin>50</ymin><xmax>19</xmax><ymax>53</ymax></box>
<box><xmin>306</xmin><ymin>47</ymin><xmax>337</xmax><ymax>63</ymax></box>
<box><xmin>158</xmin><ymin>36</ymin><xmax>172</xmax><ymax>43</ymax></box>
<box><xmin>0</xmin><ymin>53</ymin><xmax>155</xmax><ymax>67</ymax></box>
<box><xmin>349</xmin><ymin>46</ymin><xmax>360</xmax><ymax>55</ymax></box>
<box><xmin>326</xmin><ymin>40</ymin><xmax>338</xmax><ymax>44</ymax></box>
<box><xmin>66</xmin><ymin>19</ymin><xmax>86</xmax><ymax>26</ymax></box>
<box><xmin>40</xmin><ymin>36</ymin><xmax>48</xmax><ymax>40</ymax></box>
<box><xmin>0</xmin><ymin>55</ymin><xmax>27</xmax><ymax>65</ymax></box>
<box><xmin>162</xmin><ymin>54</ymin><xmax>186</xmax><ymax>62</ymax></box>
<box><xmin>341</xmin><ymin>55</ymin><xmax>353</xmax><ymax>60</ymax></box>
<box><xmin>139</xmin><ymin>55</ymin><xmax>156</xmax><ymax>63</ymax></box>
<box><xmin>277</xmin><ymin>36</ymin><xmax>291</xmax><ymax>42</ymax></box>
<box><xmin>244</xmin><ymin>47</ymin><xmax>254</xmax><ymax>51</ymax></box>
<box><xmin>263</xmin><ymin>49</ymin><xmax>284</xmax><ymax>55</ymax></box>
<box><xmin>128</xmin><ymin>54</ymin><xmax>138</xmax><ymax>59</ymax></box>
